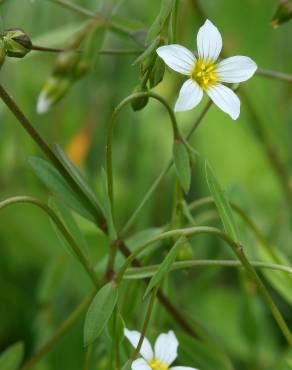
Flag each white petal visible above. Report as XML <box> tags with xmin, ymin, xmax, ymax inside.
<box><xmin>196</xmin><ymin>19</ymin><xmax>222</xmax><ymax>62</ymax></box>
<box><xmin>124</xmin><ymin>329</ymin><xmax>153</xmax><ymax>361</ymax></box>
<box><xmin>132</xmin><ymin>358</ymin><xmax>151</xmax><ymax>370</ymax></box>
<box><xmin>174</xmin><ymin>79</ymin><xmax>203</xmax><ymax>112</ymax></box>
<box><xmin>156</xmin><ymin>45</ymin><xmax>195</xmax><ymax>75</ymax></box>
<box><xmin>170</xmin><ymin>367</ymin><xmax>199</xmax><ymax>370</ymax></box>
<box><xmin>37</xmin><ymin>92</ymin><xmax>51</xmax><ymax>114</ymax></box>
<box><xmin>154</xmin><ymin>330</ymin><xmax>178</xmax><ymax>365</ymax></box>
<box><xmin>217</xmin><ymin>56</ymin><xmax>257</xmax><ymax>83</ymax></box>
<box><xmin>206</xmin><ymin>83</ymin><xmax>240</xmax><ymax>120</ymax></box>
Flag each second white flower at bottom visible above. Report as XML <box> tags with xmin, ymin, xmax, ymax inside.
<box><xmin>124</xmin><ymin>328</ymin><xmax>198</xmax><ymax>370</ymax></box>
<box><xmin>156</xmin><ymin>19</ymin><xmax>257</xmax><ymax>120</ymax></box>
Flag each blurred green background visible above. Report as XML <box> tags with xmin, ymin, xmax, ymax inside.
<box><xmin>1</xmin><ymin>0</ymin><xmax>292</xmax><ymax>369</ymax></box>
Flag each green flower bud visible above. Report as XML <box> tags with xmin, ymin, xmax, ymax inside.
<box><xmin>176</xmin><ymin>241</ymin><xmax>193</xmax><ymax>261</ymax></box>
<box><xmin>271</xmin><ymin>0</ymin><xmax>292</xmax><ymax>28</ymax></box>
<box><xmin>3</xmin><ymin>28</ymin><xmax>32</xmax><ymax>58</ymax></box>
<box><xmin>131</xmin><ymin>85</ymin><xmax>149</xmax><ymax>111</ymax></box>
<box><xmin>149</xmin><ymin>58</ymin><xmax>165</xmax><ymax>88</ymax></box>
<box><xmin>37</xmin><ymin>76</ymin><xmax>71</xmax><ymax>114</ymax></box>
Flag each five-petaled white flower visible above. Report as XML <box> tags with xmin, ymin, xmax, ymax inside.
<box><xmin>124</xmin><ymin>328</ymin><xmax>198</xmax><ymax>370</ymax></box>
<box><xmin>156</xmin><ymin>19</ymin><xmax>257</xmax><ymax>120</ymax></box>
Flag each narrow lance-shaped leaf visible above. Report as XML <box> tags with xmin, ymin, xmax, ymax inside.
<box><xmin>132</xmin><ymin>36</ymin><xmax>160</xmax><ymax>66</ymax></box>
<box><xmin>173</xmin><ymin>140</ymin><xmax>191</xmax><ymax>194</ymax></box>
<box><xmin>146</xmin><ymin>0</ymin><xmax>175</xmax><ymax>43</ymax></box>
<box><xmin>205</xmin><ymin>161</ymin><xmax>238</xmax><ymax>242</ymax></box>
<box><xmin>144</xmin><ymin>237</ymin><xmax>184</xmax><ymax>298</ymax></box>
<box><xmin>28</xmin><ymin>156</ymin><xmax>96</xmax><ymax>222</ymax></box>
<box><xmin>55</xmin><ymin>144</ymin><xmax>102</xmax><ymax>213</ymax></box>
<box><xmin>84</xmin><ymin>282</ymin><xmax>119</xmax><ymax>346</ymax></box>
<box><xmin>0</xmin><ymin>342</ymin><xmax>24</xmax><ymax>370</ymax></box>
<box><xmin>49</xmin><ymin>197</ymin><xmax>89</xmax><ymax>258</ymax></box>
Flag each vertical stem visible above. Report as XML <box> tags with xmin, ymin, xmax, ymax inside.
<box><xmin>130</xmin><ymin>287</ymin><xmax>158</xmax><ymax>363</ymax></box>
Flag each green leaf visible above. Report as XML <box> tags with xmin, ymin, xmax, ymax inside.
<box><xmin>132</xmin><ymin>36</ymin><xmax>160</xmax><ymax>66</ymax></box>
<box><xmin>146</xmin><ymin>0</ymin><xmax>175</xmax><ymax>43</ymax></box>
<box><xmin>28</xmin><ymin>156</ymin><xmax>95</xmax><ymax>222</ymax></box>
<box><xmin>173</xmin><ymin>140</ymin><xmax>191</xmax><ymax>194</ymax></box>
<box><xmin>84</xmin><ymin>282</ymin><xmax>119</xmax><ymax>346</ymax></box>
<box><xmin>144</xmin><ymin>237</ymin><xmax>184</xmax><ymax>298</ymax></box>
<box><xmin>0</xmin><ymin>342</ymin><xmax>24</xmax><ymax>370</ymax></box>
<box><xmin>55</xmin><ymin>144</ymin><xmax>102</xmax><ymax>213</ymax></box>
<box><xmin>49</xmin><ymin>197</ymin><xmax>89</xmax><ymax>258</ymax></box>
<box><xmin>205</xmin><ymin>162</ymin><xmax>238</xmax><ymax>242</ymax></box>
<box><xmin>107</xmin><ymin>310</ymin><xmax>125</xmax><ymax>343</ymax></box>
<box><xmin>100</xmin><ymin>168</ymin><xmax>117</xmax><ymax>241</ymax></box>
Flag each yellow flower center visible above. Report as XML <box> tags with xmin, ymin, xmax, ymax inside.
<box><xmin>148</xmin><ymin>359</ymin><xmax>169</xmax><ymax>370</ymax></box>
<box><xmin>191</xmin><ymin>59</ymin><xmax>218</xmax><ymax>90</ymax></box>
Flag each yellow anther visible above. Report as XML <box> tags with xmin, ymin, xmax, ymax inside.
<box><xmin>190</xmin><ymin>58</ymin><xmax>218</xmax><ymax>90</ymax></box>
<box><xmin>148</xmin><ymin>359</ymin><xmax>169</xmax><ymax>370</ymax></box>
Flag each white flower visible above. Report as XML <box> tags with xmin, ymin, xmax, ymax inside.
<box><xmin>156</xmin><ymin>19</ymin><xmax>257</xmax><ymax>120</ymax></box>
<box><xmin>124</xmin><ymin>328</ymin><xmax>198</xmax><ymax>370</ymax></box>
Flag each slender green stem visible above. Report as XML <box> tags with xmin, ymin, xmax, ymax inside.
<box><xmin>83</xmin><ymin>344</ymin><xmax>93</xmax><ymax>370</ymax></box>
<box><xmin>106</xmin><ymin>91</ymin><xmax>181</xmax><ymax>210</ymax></box>
<box><xmin>256</xmin><ymin>67</ymin><xmax>292</xmax><ymax>83</ymax></box>
<box><xmin>124</xmin><ymin>259</ymin><xmax>292</xmax><ymax>279</ymax></box>
<box><xmin>120</xmin><ymin>100</ymin><xmax>213</xmax><ymax>235</ymax></box>
<box><xmin>0</xmin><ymin>84</ymin><xmax>104</xmax><ymax>226</ymax></box>
<box><xmin>0</xmin><ymin>196</ymin><xmax>99</xmax><ymax>287</ymax></box>
<box><xmin>116</xmin><ymin>226</ymin><xmax>232</xmax><ymax>282</ymax></box>
<box><xmin>189</xmin><ymin>196</ymin><xmax>287</xmax><ymax>262</ymax></box>
<box><xmin>21</xmin><ymin>290</ymin><xmax>96</xmax><ymax>370</ymax></box>
<box><xmin>116</xmin><ymin>225</ymin><xmax>292</xmax><ymax>345</ymax></box>
<box><xmin>129</xmin><ymin>288</ymin><xmax>158</xmax><ymax>364</ymax></box>
<box><xmin>48</xmin><ymin>0</ymin><xmax>96</xmax><ymax>17</ymax></box>
<box><xmin>99</xmin><ymin>48</ymin><xmax>144</xmax><ymax>55</ymax></box>
<box><xmin>121</xmin><ymin>162</ymin><xmax>172</xmax><ymax>237</ymax></box>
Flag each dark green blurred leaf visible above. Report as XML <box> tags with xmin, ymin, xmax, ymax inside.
<box><xmin>149</xmin><ymin>57</ymin><xmax>165</xmax><ymax>88</ymax></box>
<box><xmin>146</xmin><ymin>0</ymin><xmax>175</xmax><ymax>43</ymax></box>
<box><xmin>205</xmin><ymin>162</ymin><xmax>238</xmax><ymax>241</ymax></box>
<box><xmin>132</xmin><ymin>36</ymin><xmax>160</xmax><ymax>66</ymax></box>
<box><xmin>49</xmin><ymin>197</ymin><xmax>89</xmax><ymax>258</ymax></box>
<box><xmin>55</xmin><ymin>144</ymin><xmax>102</xmax><ymax>213</ymax></box>
<box><xmin>0</xmin><ymin>342</ymin><xmax>24</xmax><ymax>370</ymax></box>
<box><xmin>107</xmin><ymin>310</ymin><xmax>125</xmax><ymax>343</ymax></box>
<box><xmin>84</xmin><ymin>282</ymin><xmax>119</xmax><ymax>346</ymax></box>
<box><xmin>28</xmin><ymin>156</ymin><xmax>95</xmax><ymax>222</ymax></box>
<box><xmin>271</xmin><ymin>0</ymin><xmax>292</xmax><ymax>28</ymax></box>
<box><xmin>173</xmin><ymin>140</ymin><xmax>191</xmax><ymax>194</ymax></box>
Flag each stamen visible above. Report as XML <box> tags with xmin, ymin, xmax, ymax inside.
<box><xmin>190</xmin><ymin>59</ymin><xmax>218</xmax><ymax>90</ymax></box>
<box><xmin>148</xmin><ymin>359</ymin><xmax>169</xmax><ymax>370</ymax></box>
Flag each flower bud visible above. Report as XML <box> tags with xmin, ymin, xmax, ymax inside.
<box><xmin>3</xmin><ymin>28</ymin><xmax>32</xmax><ymax>58</ymax></box>
<box><xmin>37</xmin><ymin>76</ymin><xmax>71</xmax><ymax>114</ymax></box>
<box><xmin>271</xmin><ymin>0</ymin><xmax>292</xmax><ymax>28</ymax></box>
<box><xmin>176</xmin><ymin>241</ymin><xmax>193</xmax><ymax>261</ymax></box>
<box><xmin>131</xmin><ymin>85</ymin><xmax>149</xmax><ymax>111</ymax></box>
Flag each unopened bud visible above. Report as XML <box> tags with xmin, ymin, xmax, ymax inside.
<box><xmin>3</xmin><ymin>28</ymin><xmax>32</xmax><ymax>58</ymax></box>
<box><xmin>131</xmin><ymin>85</ymin><xmax>149</xmax><ymax>111</ymax></box>
<box><xmin>176</xmin><ymin>241</ymin><xmax>193</xmax><ymax>261</ymax></box>
<box><xmin>37</xmin><ymin>76</ymin><xmax>71</xmax><ymax>114</ymax></box>
<box><xmin>271</xmin><ymin>0</ymin><xmax>292</xmax><ymax>28</ymax></box>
